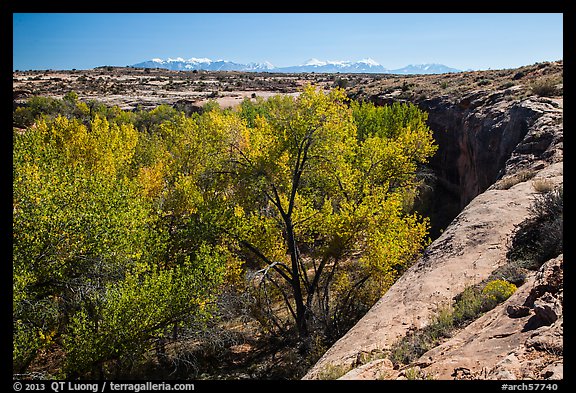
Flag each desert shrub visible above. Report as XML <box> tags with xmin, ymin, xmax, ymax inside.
<box><xmin>334</xmin><ymin>77</ymin><xmax>349</xmax><ymax>89</ymax></box>
<box><xmin>389</xmin><ymin>329</ymin><xmax>435</xmax><ymax>366</ymax></box>
<box><xmin>13</xmin><ymin>106</ymin><xmax>36</xmax><ymax>128</ymax></box>
<box><xmin>12</xmin><ymin>92</ymin><xmax>111</xmax><ymax>129</ymax></box>
<box><xmin>481</xmin><ymin>280</ymin><xmax>517</xmax><ymax>309</ymax></box>
<box><xmin>530</xmin><ymin>186</ymin><xmax>563</xmax><ymax>219</ymax></box>
<box><xmin>530</xmin><ymin>78</ymin><xmax>556</xmax><ymax>97</ymax></box>
<box><xmin>532</xmin><ymin>178</ymin><xmax>555</xmax><ymax>193</ymax></box>
<box><xmin>487</xmin><ymin>260</ymin><xmax>528</xmax><ymax>286</ymax></box>
<box><xmin>451</xmin><ymin>286</ymin><xmax>485</xmax><ymax>325</ymax></box>
<box><xmin>512</xmin><ymin>71</ymin><xmax>525</xmax><ymax>80</ymax></box>
<box><xmin>404</xmin><ymin>367</ymin><xmax>434</xmax><ymax>380</ymax></box>
<box><xmin>401</xmin><ymin>81</ymin><xmax>416</xmax><ymax>92</ymax></box>
<box><xmin>530</xmin><ymin>77</ymin><xmax>559</xmax><ymax>97</ymax></box>
<box><xmin>507</xmin><ymin>186</ymin><xmax>563</xmax><ymax>268</ymax></box>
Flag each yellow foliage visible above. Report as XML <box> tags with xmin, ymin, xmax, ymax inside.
<box><xmin>137</xmin><ymin>161</ymin><xmax>166</xmax><ymax>199</ymax></box>
<box><xmin>233</xmin><ymin>205</ymin><xmax>245</xmax><ymax>218</ymax></box>
<box><xmin>482</xmin><ymin>279</ymin><xmax>517</xmax><ymax>303</ymax></box>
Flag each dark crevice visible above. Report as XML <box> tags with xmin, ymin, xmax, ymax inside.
<box><xmin>375</xmin><ymin>96</ymin><xmax>542</xmax><ymax>240</ymax></box>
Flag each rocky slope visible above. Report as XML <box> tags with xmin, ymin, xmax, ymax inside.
<box><xmin>304</xmin><ymin>64</ymin><xmax>563</xmax><ymax>380</ymax></box>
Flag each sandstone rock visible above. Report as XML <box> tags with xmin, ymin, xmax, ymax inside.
<box><xmin>492</xmin><ymin>369</ymin><xmax>517</xmax><ymax>380</ymax></box>
<box><xmin>507</xmin><ymin>305</ymin><xmax>531</xmax><ymax>318</ymax></box>
<box><xmin>533</xmin><ymin>292</ymin><xmax>561</xmax><ymax>325</ymax></box>
<box><xmin>409</xmin><ymin>274</ymin><xmax>537</xmax><ymax>379</ymax></box>
<box><xmin>524</xmin><ymin>256</ymin><xmax>563</xmax><ymax>307</ymax></box>
<box><xmin>487</xmin><ymin>353</ymin><xmax>521</xmax><ymax>380</ymax></box>
<box><xmin>540</xmin><ymin>362</ymin><xmax>563</xmax><ymax>380</ymax></box>
<box><xmin>525</xmin><ymin>317</ymin><xmax>563</xmax><ymax>354</ymax></box>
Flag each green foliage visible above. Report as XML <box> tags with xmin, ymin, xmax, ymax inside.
<box><xmin>13</xmin><ymin>125</ymin><xmax>154</xmax><ymax>375</ymax></box>
<box><xmin>351</xmin><ymin>100</ymin><xmax>431</xmax><ymax>143</ymax></box>
<box><xmin>316</xmin><ymin>363</ymin><xmax>352</xmax><ymax>380</ymax></box>
<box><xmin>13</xmin><ymin>86</ymin><xmax>438</xmax><ymax>377</ymax></box>
<box><xmin>238</xmin><ymin>96</ymin><xmax>268</xmax><ymax>127</ymax></box>
<box><xmin>12</xmin><ymin>92</ymin><xmax>95</xmax><ymax>129</ymax></box>
<box><xmin>451</xmin><ymin>280</ymin><xmax>516</xmax><ymax>325</ymax></box>
<box><xmin>451</xmin><ymin>286</ymin><xmax>485</xmax><ymax>324</ymax></box>
<box><xmin>404</xmin><ymin>367</ymin><xmax>434</xmax><ymax>380</ymax></box>
<box><xmin>13</xmin><ymin>103</ymin><xmax>229</xmax><ymax>378</ymax></box>
<box><xmin>229</xmin><ymin>86</ymin><xmax>437</xmax><ymax>340</ymax></box>
<box><xmin>62</xmin><ymin>245</ymin><xmax>226</xmax><ymax>377</ymax></box>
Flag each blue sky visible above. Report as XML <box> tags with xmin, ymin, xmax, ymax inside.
<box><xmin>13</xmin><ymin>13</ymin><xmax>563</xmax><ymax>71</ymax></box>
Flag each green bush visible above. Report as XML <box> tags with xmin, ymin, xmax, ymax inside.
<box><xmin>316</xmin><ymin>363</ymin><xmax>352</xmax><ymax>380</ymax></box>
<box><xmin>487</xmin><ymin>260</ymin><xmax>528</xmax><ymax>286</ymax></box>
<box><xmin>452</xmin><ymin>286</ymin><xmax>485</xmax><ymax>325</ymax></box>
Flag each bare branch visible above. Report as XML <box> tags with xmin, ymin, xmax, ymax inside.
<box><xmin>254</xmin><ymin>266</ymin><xmax>297</xmax><ymax>323</ymax></box>
<box><xmin>240</xmin><ymin>241</ymin><xmax>292</xmax><ymax>284</ymax></box>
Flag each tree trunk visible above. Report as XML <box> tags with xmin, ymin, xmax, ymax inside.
<box><xmin>285</xmin><ymin>217</ymin><xmax>308</xmax><ymax>340</ymax></box>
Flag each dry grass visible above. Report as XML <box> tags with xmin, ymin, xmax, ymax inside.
<box><xmin>316</xmin><ymin>363</ymin><xmax>352</xmax><ymax>380</ymax></box>
<box><xmin>530</xmin><ymin>77</ymin><xmax>560</xmax><ymax>97</ymax></box>
<box><xmin>532</xmin><ymin>178</ymin><xmax>555</xmax><ymax>193</ymax></box>
<box><xmin>494</xmin><ymin>169</ymin><xmax>538</xmax><ymax>190</ymax></box>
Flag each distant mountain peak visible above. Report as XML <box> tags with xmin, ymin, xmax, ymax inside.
<box><xmin>358</xmin><ymin>58</ymin><xmax>380</xmax><ymax>66</ymax></box>
<box><xmin>304</xmin><ymin>58</ymin><xmax>326</xmax><ymax>66</ymax></box>
<box><xmin>131</xmin><ymin>57</ymin><xmax>462</xmax><ymax>74</ymax></box>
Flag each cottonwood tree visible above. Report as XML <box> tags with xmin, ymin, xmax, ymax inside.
<box><xmin>226</xmin><ymin>86</ymin><xmax>437</xmax><ymax>342</ymax></box>
<box><xmin>13</xmin><ymin>88</ymin><xmax>437</xmax><ymax>377</ymax></box>
<box><xmin>13</xmin><ymin>112</ymin><xmax>229</xmax><ymax>378</ymax></box>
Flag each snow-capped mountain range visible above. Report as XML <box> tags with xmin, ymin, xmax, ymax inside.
<box><xmin>131</xmin><ymin>57</ymin><xmax>462</xmax><ymax>74</ymax></box>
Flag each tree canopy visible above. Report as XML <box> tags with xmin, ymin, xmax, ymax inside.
<box><xmin>13</xmin><ymin>86</ymin><xmax>436</xmax><ymax>378</ymax></box>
